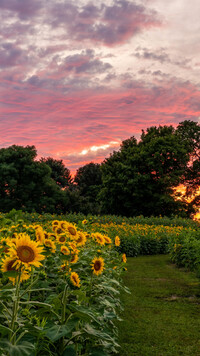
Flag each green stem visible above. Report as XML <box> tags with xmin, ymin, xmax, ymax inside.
<box><xmin>9</xmin><ymin>267</ymin><xmax>22</xmax><ymax>344</ymax></box>
<box><xmin>61</xmin><ymin>284</ymin><xmax>68</xmax><ymax>324</ymax></box>
<box><xmin>88</xmin><ymin>273</ymin><xmax>94</xmax><ymax>306</ymax></box>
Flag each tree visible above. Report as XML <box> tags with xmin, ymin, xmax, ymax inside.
<box><xmin>0</xmin><ymin>145</ymin><xmax>66</xmax><ymax>213</ymax></box>
<box><xmin>40</xmin><ymin>157</ymin><xmax>72</xmax><ymax>188</ymax></box>
<box><xmin>74</xmin><ymin>162</ymin><xmax>102</xmax><ymax>214</ymax></box>
<box><xmin>100</xmin><ymin>123</ymin><xmax>196</xmax><ymax>217</ymax></box>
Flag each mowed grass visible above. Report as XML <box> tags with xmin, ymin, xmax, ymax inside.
<box><xmin>117</xmin><ymin>255</ymin><xmax>200</xmax><ymax>356</ymax></box>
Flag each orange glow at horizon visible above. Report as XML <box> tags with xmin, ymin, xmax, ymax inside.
<box><xmin>174</xmin><ymin>184</ymin><xmax>200</xmax><ymax>220</ymax></box>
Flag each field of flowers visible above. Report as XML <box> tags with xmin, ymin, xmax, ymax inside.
<box><xmin>0</xmin><ymin>210</ymin><xmax>199</xmax><ymax>355</ymax></box>
<box><xmin>0</xmin><ymin>216</ymin><xmax>128</xmax><ymax>356</ymax></box>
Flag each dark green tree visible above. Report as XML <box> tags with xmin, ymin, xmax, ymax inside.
<box><xmin>176</xmin><ymin>120</ymin><xmax>200</xmax><ymax>213</ymax></box>
<box><xmin>40</xmin><ymin>157</ymin><xmax>72</xmax><ymax>188</ymax></box>
<box><xmin>0</xmin><ymin>145</ymin><xmax>66</xmax><ymax>213</ymax></box>
<box><xmin>74</xmin><ymin>162</ymin><xmax>102</xmax><ymax>214</ymax></box>
<box><xmin>100</xmin><ymin>123</ymin><xmax>196</xmax><ymax>217</ymax></box>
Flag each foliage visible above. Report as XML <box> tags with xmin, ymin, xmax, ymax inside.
<box><xmin>0</xmin><ymin>216</ymin><xmax>128</xmax><ymax>355</ymax></box>
<box><xmin>40</xmin><ymin>157</ymin><xmax>72</xmax><ymax>188</ymax></box>
<box><xmin>0</xmin><ymin>145</ymin><xmax>66</xmax><ymax>214</ymax></box>
<box><xmin>100</xmin><ymin>120</ymin><xmax>200</xmax><ymax>217</ymax></box>
<box><xmin>73</xmin><ymin>163</ymin><xmax>102</xmax><ymax>215</ymax></box>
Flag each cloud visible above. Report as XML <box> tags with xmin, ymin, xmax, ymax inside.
<box><xmin>49</xmin><ymin>0</ymin><xmax>161</xmax><ymax>46</ymax></box>
<box><xmin>133</xmin><ymin>47</ymin><xmax>191</xmax><ymax>68</ymax></box>
<box><xmin>0</xmin><ymin>42</ymin><xmax>27</xmax><ymax>68</ymax></box>
<box><xmin>1</xmin><ymin>72</ymin><xmax>200</xmax><ymax>173</ymax></box>
<box><xmin>0</xmin><ymin>0</ymin><xmax>41</xmax><ymax>19</ymax></box>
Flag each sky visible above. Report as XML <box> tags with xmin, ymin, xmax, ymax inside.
<box><xmin>1</xmin><ymin>0</ymin><xmax>200</xmax><ymax>174</ymax></box>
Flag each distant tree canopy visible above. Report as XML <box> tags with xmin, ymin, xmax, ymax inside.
<box><xmin>99</xmin><ymin>120</ymin><xmax>200</xmax><ymax>217</ymax></box>
<box><xmin>0</xmin><ymin>145</ymin><xmax>66</xmax><ymax>213</ymax></box>
<box><xmin>0</xmin><ymin>119</ymin><xmax>199</xmax><ymax>216</ymax></box>
<box><xmin>73</xmin><ymin>162</ymin><xmax>102</xmax><ymax>214</ymax></box>
<box><xmin>40</xmin><ymin>157</ymin><xmax>72</xmax><ymax>188</ymax></box>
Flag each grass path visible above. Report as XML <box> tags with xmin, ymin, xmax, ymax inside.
<box><xmin>117</xmin><ymin>255</ymin><xmax>200</xmax><ymax>356</ymax></box>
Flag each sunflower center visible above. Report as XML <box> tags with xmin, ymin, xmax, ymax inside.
<box><xmin>17</xmin><ymin>246</ymin><xmax>35</xmax><ymax>262</ymax></box>
<box><xmin>94</xmin><ymin>261</ymin><xmax>101</xmax><ymax>271</ymax></box>
<box><xmin>68</xmin><ymin>227</ymin><xmax>76</xmax><ymax>235</ymax></box>
<box><xmin>59</xmin><ymin>236</ymin><xmax>66</xmax><ymax>242</ymax></box>
<box><xmin>7</xmin><ymin>260</ymin><xmax>17</xmax><ymax>271</ymax></box>
<box><xmin>56</xmin><ymin>228</ymin><xmax>62</xmax><ymax>234</ymax></box>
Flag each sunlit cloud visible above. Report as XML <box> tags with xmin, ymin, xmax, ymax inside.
<box><xmin>80</xmin><ymin>141</ymin><xmax>120</xmax><ymax>155</ymax></box>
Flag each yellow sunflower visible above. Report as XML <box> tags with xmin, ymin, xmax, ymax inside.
<box><xmin>44</xmin><ymin>239</ymin><xmax>56</xmax><ymax>253</ymax></box>
<box><xmin>9</xmin><ymin>233</ymin><xmax>45</xmax><ymax>268</ymax></box>
<box><xmin>70</xmin><ymin>272</ymin><xmax>81</xmax><ymax>288</ymax></box>
<box><xmin>1</xmin><ymin>256</ymin><xmax>30</xmax><ymax>284</ymax></box>
<box><xmin>60</xmin><ymin>221</ymin><xmax>68</xmax><ymax>230</ymax></box>
<box><xmin>82</xmin><ymin>219</ymin><xmax>88</xmax><ymax>225</ymax></box>
<box><xmin>92</xmin><ymin>233</ymin><xmax>105</xmax><ymax>246</ymax></box>
<box><xmin>61</xmin><ymin>261</ymin><xmax>71</xmax><ymax>274</ymax></box>
<box><xmin>55</xmin><ymin>227</ymin><xmax>63</xmax><ymax>235</ymax></box>
<box><xmin>115</xmin><ymin>236</ymin><xmax>120</xmax><ymax>247</ymax></box>
<box><xmin>91</xmin><ymin>257</ymin><xmax>104</xmax><ymax>275</ymax></box>
<box><xmin>70</xmin><ymin>253</ymin><xmax>79</xmax><ymax>264</ymax></box>
<box><xmin>56</xmin><ymin>234</ymin><xmax>67</xmax><ymax>244</ymax></box>
<box><xmin>122</xmin><ymin>253</ymin><xmax>127</xmax><ymax>263</ymax></box>
<box><xmin>104</xmin><ymin>236</ymin><xmax>112</xmax><ymax>244</ymax></box>
<box><xmin>75</xmin><ymin>232</ymin><xmax>87</xmax><ymax>247</ymax></box>
<box><xmin>66</xmin><ymin>223</ymin><xmax>77</xmax><ymax>237</ymax></box>
<box><xmin>35</xmin><ymin>227</ymin><xmax>45</xmax><ymax>244</ymax></box>
<box><xmin>0</xmin><ymin>237</ymin><xmax>12</xmax><ymax>254</ymax></box>
<box><xmin>52</xmin><ymin>220</ymin><xmax>60</xmax><ymax>231</ymax></box>
<box><xmin>61</xmin><ymin>245</ymin><xmax>70</xmax><ymax>255</ymax></box>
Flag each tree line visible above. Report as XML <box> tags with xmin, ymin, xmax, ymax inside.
<box><xmin>0</xmin><ymin>119</ymin><xmax>199</xmax><ymax>217</ymax></box>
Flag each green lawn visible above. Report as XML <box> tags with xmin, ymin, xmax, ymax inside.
<box><xmin>117</xmin><ymin>255</ymin><xmax>200</xmax><ymax>356</ymax></box>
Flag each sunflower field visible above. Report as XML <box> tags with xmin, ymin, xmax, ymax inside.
<box><xmin>0</xmin><ymin>218</ymin><xmax>129</xmax><ymax>356</ymax></box>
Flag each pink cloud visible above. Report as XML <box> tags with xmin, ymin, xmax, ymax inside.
<box><xmin>1</xmin><ymin>74</ymin><xmax>200</xmax><ymax>173</ymax></box>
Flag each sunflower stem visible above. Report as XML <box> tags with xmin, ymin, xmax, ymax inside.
<box><xmin>9</xmin><ymin>266</ymin><xmax>22</xmax><ymax>344</ymax></box>
<box><xmin>61</xmin><ymin>284</ymin><xmax>68</xmax><ymax>324</ymax></box>
<box><xmin>88</xmin><ymin>273</ymin><xmax>94</xmax><ymax>306</ymax></box>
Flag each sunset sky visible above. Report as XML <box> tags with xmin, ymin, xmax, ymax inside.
<box><xmin>1</xmin><ymin>0</ymin><xmax>200</xmax><ymax>174</ymax></box>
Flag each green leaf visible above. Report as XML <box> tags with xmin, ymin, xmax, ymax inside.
<box><xmin>70</xmin><ymin>305</ymin><xmax>101</xmax><ymax>325</ymax></box>
<box><xmin>89</xmin><ymin>349</ymin><xmax>109</xmax><ymax>356</ymax></box>
<box><xmin>0</xmin><ymin>341</ymin><xmax>35</xmax><ymax>356</ymax></box>
<box><xmin>44</xmin><ymin>319</ymin><xmax>78</xmax><ymax>342</ymax></box>
<box><xmin>62</xmin><ymin>346</ymin><xmax>76</xmax><ymax>356</ymax></box>
<box><xmin>0</xmin><ymin>325</ymin><xmax>12</xmax><ymax>336</ymax></box>
<box><xmin>19</xmin><ymin>301</ymin><xmax>52</xmax><ymax>308</ymax></box>
<box><xmin>3</xmin><ymin>271</ymin><xmax>18</xmax><ymax>278</ymax></box>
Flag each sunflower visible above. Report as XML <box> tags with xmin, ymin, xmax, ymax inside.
<box><xmin>9</xmin><ymin>233</ymin><xmax>45</xmax><ymax>268</ymax></box>
<box><xmin>55</xmin><ymin>227</ymin><xmax>63</xmax><ymax>235</ymax></box>
<box><xmin>92</xmin><ymin>233</ymin><xmax>105</xmax><ymax>246</ymax></box>
<box><xmin>61</xmin><ymin>261</ymin><xmax>71</xmax><ymax>275</ymax></box>
<box><xmin>0</xmin><ymin>237</ymin><xmax>12</xmax><ymax>254</ymax></box>
<box><xmin>66</xmin><ymin>223</ymin><xmax>77</xmax><ymax>237</ymax></box>
<box><xmin>75</xmin><ymin>232</ymin><xmax>87</xmax><ymax>247</ymax></box>
<box><xmin>70</xmin><ymin>253</ymin><xmax>79</xmax><ymax>264</ymax></box>
<box><xmin>57</xmin><ymin>234</ymin><xmax>67</xmax><ymax>244</ymax></box>
<box><xmin>122</xmin><ymin>253</ymin><xmax>127</xmax><ymax>263</ymax></box>
<box><xmin>1</xmin><ymin>256</ymin><xmax>30</xmax><ymax>284</ymax></box>
<box><xmin>52</xmin><ymin>220</ymin><xmax>60</xmax><ymax>231</ymax></box>
<box><xmin>35</xmin><ymin>227</ymin><xmax>45</xmax><ymax>244</ymax></box>
<box><xmin>91</xmin><ymin>257</ymin><xmax>104</xmax><ymax>275</ymax></box>
<box><xmin>115</xmin><ymin>236</ymin><xmax>120</xmax><ymax>247</ymax></box>
<box><xmin>104</xmin><ymin>236</ymin><xmax>112</xmax><ymax>244</ymax></box>
<box><xmin>60</xmin><ymin>221</ymin><xmax>68</xmax><ymax>230</ymax></box>
<box><xmin>61</xmin><ymin>245</ymin><xmax>70</xmax><ymax>255</ymax></box>
<box><xmin>44</xmin><ymin>239</ymin><xmax>56</xmax><ymax>253</ymax></box>
<box><xmin>82</xmin><ymin>219</ymin><xmax>88</xmax><ymax>225</ymax></box>
<box><xmin>70</xmin><ymin>272</ymin><xmax>80</xmax><ymax>288</ymax></box>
